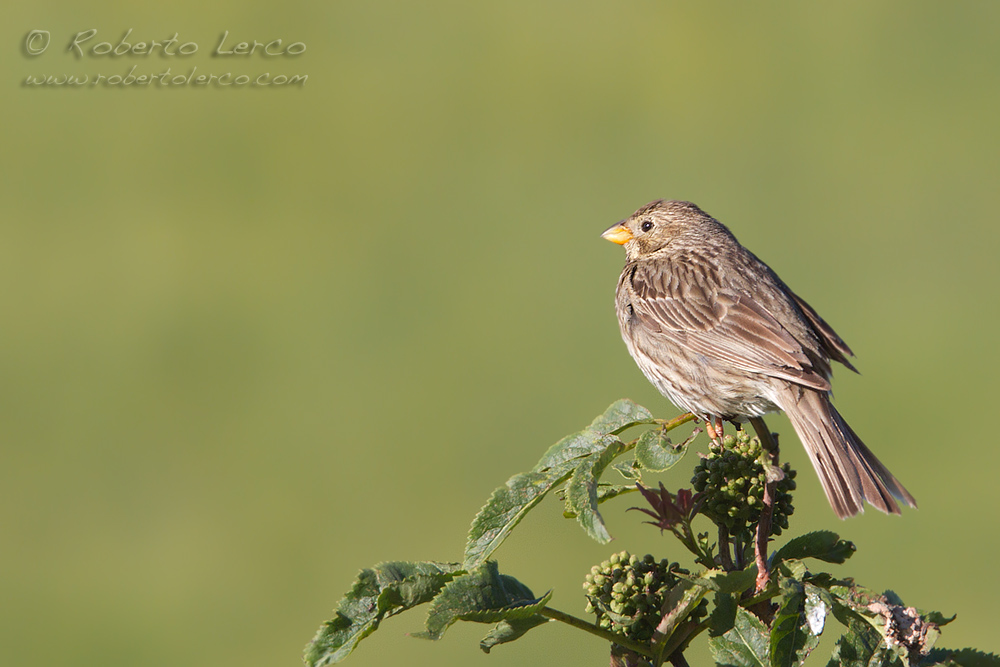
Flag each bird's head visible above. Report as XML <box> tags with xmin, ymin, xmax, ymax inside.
<box><xmin>602</xmin><ymin>199</ymin><xmax>720</xmax><ymax>260</ymax></box>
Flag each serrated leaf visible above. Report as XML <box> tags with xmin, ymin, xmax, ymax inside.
<box><xmin>464</xmin><ymin>471</ymin><xmax>557</xmax><ymax>569</ymax></box>
<box><xmin>824</xmin><ymin>581</ymin><xmax>886</xmax><ymax>628</ymax></box>
<box><xmin>418</xmin><ymin>562</ymin><xmax>549</xmax><ymax>640</ymax></box>
<box><xmin>654</xmin><ymin>579</ymin><xmax>710</xmax><ymax>651</ymax></box>
<box><xmin>596</xmin><ymin>483</ymin><xmax>638</xmax><ymax>502</ymax></box>
<box><xmin>480</xmin><ymin>616</ymin><xmax>550</xmax><ymax>653</ymax></box>
<box><xmin>807</xmin><ymin>575</ymin><xmax>867</xmax><ymax>616</ymax></box>
<box><xmin>921</xmin><ymin>649</ymin><xmax>955</xmax><ymax>667</ymax></box>
<box><xmin>778</xmin><ymin>559</ymin><xmax>809</xmax><ymax>580</ymax></box>
<box><xmin>882</xmin><ymin>590</ymin><xmax>905</xmax><ymax>607</ymax></box>
<box><xmin>771</xmin><ymin>579</ymin><xmax>820</xmax><ymax>667</ymax></box>
<box><xmin>466</xmin><ymin>401</ymin><xmax>654</xmax><ymax>567</ymax></box>
<box><xmin>561</xmin><ymin>484</ymin><xmax>637</xmax><ymax>517</ymax></box>
<box><xmin>921</xmin><ymin>611</ymin><xmax>956</xmax><ymax>627</ymax></box>
<box><xmin>772</xmin><ymin>531</ymin><xmax>856</xmax><ymax>565</ymax></box>
<box><xmin>587</xmin><ymin>398</ymin><xmax>654</xmax><ymax>435</ymax></box>
<box><xmin>710</xmin><ymin>592</ymin><xmax>738</xmax><ymax>637</ymax></box>
<box><xmin>804</xmin><ymin>584</ymin><xmax>830</xmax><ymax>636</ymax></box>
<box><xmin>533</xmin><ymin>430</ymin><xmax>619</xmax><ymax>477</ymax></box>
<box><xmin>635</xmin><ymin>427</ymin><xmax>689</xmax><ymax>472</ymax></box>
<box><xmin>612</xmin><ymin>459</ymin><xmax>643</xmax><ymax>480</ymax></box>
<box><xmin>826</xmin><ymin>613</ymin><xmax>896</xmax><ymax>667</ymax></box>
<box><xmin>923</xmin><ymin>648</ymin><xmax>1000</xmax><ymax>667</ymax></box>
<box><xmin>709</xmin><ymin>607</ymin><xmax>771</xmax><ymax>667</ymax></box>
<box><xmin>771</xmin><ymin>580</ymin><xmax>803</xmax><ymax>667</ymax></box>
<box><xmin>565</xmin><ymin>438</ymin><xmax>626</xmax><ymax>543</ymax></box>
<box><xmin>533</xmin><ymin>399</ymin><xmax>650</xmax><ymax>475</ymax></box>
<box><xmin>304</xmin><ymin>561</ymin><xmax>464</xmax><ymax>666</ymax></box>
<box><xmin>684</xmin><ymin>567</ymin><xmax>759</xmax><ymax>595</ymax></box>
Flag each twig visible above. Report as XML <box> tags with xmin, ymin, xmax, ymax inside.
<box><xmin>653</xmin><ymin>412</ymin><xmax>698</xmax><ymax>432</ymax></box>
<box><xmin>717</xmin><ymin>525</ymin><xmax>734</xmax><ymax>571</ymax></box>
<box><xmin>540</xmin><ymin>607</ymin><xmax>652</xmax><ymax>659</ymax></box>
<box><xmin>667</xmin><ymin>653</ymin><xmax>691</xmax><ymax>667</ymax></box>
<box><xmin>748</xmin><ymin>417</ymin><xmax>779</xmax><ymax>595</ymax></box>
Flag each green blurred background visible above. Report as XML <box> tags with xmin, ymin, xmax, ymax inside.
<box><xmin>3</xmin><ymin>2</ymin><xmax>999</xmax><ymax>665</ymax></box>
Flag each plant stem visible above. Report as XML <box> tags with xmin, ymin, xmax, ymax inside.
<box><xmin>718</xmin><ymin>525</ymin><xmax>734</xmax><ymax>571</ymax></box>
<box><xmin>655</xmin><ymin>412</ymin><xmax>698</xmax><ymax>432</ymax></box>
<box><xmin>667</xmin><ymin>652</ymin><xmax>691</xmax><ymax>667</ymax></box>
<box><xmin>539</xmin><ymin>607</ymin><xmax>653</xmax><ymax>658</ymax></box>
<box><xmin>749</xmin><ymin>417</ymin><xmax>779</xmax><ymax>595</ymax></box>
<box><xmin>620</xmin><ymin>412</ymin><xmax>699</xmax><ymax>456</ymax></box>
<box><xmin>733</xmin><ymin>534</ymin><xmax>744</xmax><ymax>570</ymax></box>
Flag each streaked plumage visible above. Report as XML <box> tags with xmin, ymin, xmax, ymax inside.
<box><xmin>604</xmin><ymin>200</ymin><xmax>916</xmax><ymax>518</ymax></box>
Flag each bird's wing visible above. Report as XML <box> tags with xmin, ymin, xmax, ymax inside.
<box><xmin>787</xmin><ymin>290</ymin><xmax>858</xmax><ymax>373</ymax></box>
<box><xmin>627</xmin><ymin>258</ymin><xmax>832</xmax><ymax>391</ymax></box>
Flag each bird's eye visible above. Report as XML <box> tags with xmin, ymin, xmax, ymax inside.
<box><xmin>640</xmin><ymin>220</ymin><xmax>654</xmax><ymax>232</ymax></box>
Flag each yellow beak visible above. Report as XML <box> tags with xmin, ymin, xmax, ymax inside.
<box><xmin>601</xmin><ymin>222</ymin><xmax>633</xmax><ymax>245</ymax></box>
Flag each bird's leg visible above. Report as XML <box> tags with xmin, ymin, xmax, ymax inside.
<box><xmin>749</xmin><ymin>416</ymin><xmax>779</xmax><ymax>595</ymax></box>
<box><xmin>704</xmin><ymin>416</ymin><xmax>724</xmax><ymax>443</ymax></box>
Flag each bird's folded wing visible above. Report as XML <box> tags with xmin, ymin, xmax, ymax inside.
<box><xmin>628</xmin><ymin>261</ymin><xmax>831</xmax><ymax>391</ymax></box>
<box><xmin>788</xmin><ymin>291</ymin><xmax>858</xmax><ymax>373</ymax></box>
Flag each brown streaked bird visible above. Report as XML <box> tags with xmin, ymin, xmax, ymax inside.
<box><xmin>603</xmin><ymin>199</ymin><xmax>916</xmax><ymax>519</ymax></box>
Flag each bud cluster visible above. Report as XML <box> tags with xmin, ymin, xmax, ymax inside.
<box><xmin>582</xmin><ymin>550</ymin><xmax>702</xmax><ymax>642</ymax></box>
<box><xmin>690</xmin><ymin>429</ymin><xmax>796</xmax><ymax>538</ymax></box>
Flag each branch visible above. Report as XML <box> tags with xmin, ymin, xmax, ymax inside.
<box><xmin>540</xmin><ymin>607</ymin><xmax>653</xmax><ymax>659</ymax></box>
<box><xmin>749</xmin><ymin>417</ymin><xmax>780</xmax><ymax>596</ymax></box>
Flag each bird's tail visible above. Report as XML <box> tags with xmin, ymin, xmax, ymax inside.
<box><xmin>779</xmin><ymin>389</ymin><xmax>917</xmax><ymax>519</ymax></box>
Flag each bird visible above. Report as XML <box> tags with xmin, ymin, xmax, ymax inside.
<box><xmin>602</xmin><ymin>199</ymin><xmax>916</xmax><ymax>518</ymax></box>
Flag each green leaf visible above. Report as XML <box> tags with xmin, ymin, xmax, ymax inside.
<box><xmin>611</xmin><ymin>459</ymin><xmax>643</xmax><ymax>480</ymax></box>
<box><xmin>684</xmin><ymin>567</ymin><xmax>759</xmax><ymax>595</ymax></box>
<box><xmin>534</xmin><ymin>431</ymin><xmax>619</xmax><ymax>478</ymax></box>
<box><xmin>772</xmin><ymin>531</ymin><xmax>856</xmax><ymax>565</ymax></box>
<box><xmin>921</xmin><ymin>610</ymin><xmax>956</xmax><ymax>627</ymax></box>
<box><xmin>803</xmin><ymin>573</ymin><xmax>868</xmax><ymax>619</ymax></box>
<box><xmin>826</xmin><ymin>613</ymin><xmax>896</xmax><ymax>667</ymax></box>
<box><xmin>770</xmin><ymin>579</ymin><xmax>821</xmax><ymax>667</ymax></box>
<box><xmin>654</xmin><ymin>580</ymin><xmax>710</xmax><ymax>653</ymax></box>
<box><xmin>709</xmin><ymin>607</ymin><xmax>771</xmax><ymax>667</ymax></box>
<box><xmin>709</xmin><ymin>592</ymin><xmax>738</xmax><ymax>637</ymax></box>
<box><xmin>803</xmin><ymin>584</ymin><xmax>831</xmax><ymax>637</ymax></box>
<box><xmin>418</xmin><ymin>561</ymin><xmax>550</xmax><ymax>640</ymax></box>
<box><xmin>922</xmin><ymin>649</ymin><xmax>1000</xmax><ymax>667</ymax></box>
<box><xmin>533</xmin><ymin>399</ymin><xmax>651</xmax><ymax>474</ymax></box>
<box><xmin>561</xmin><ymin>483</ymin><xmax>637</xmax><ymax>517</ymax></box>
<box><xmin>596</xmin><ymin>483</ymin><xmax>638</xmax><ymax>502</ymax></box>
<box><xmin>882</xmin><ymin>590</ymin><xmax>905</xmax><ymax>606</ymax></box>
<box><xmin>778</xmin><ymin>559</ymin><xmax>809</xmax><ymax>581</ymax></box>
<box><xmin>479</xmin><ymin>616</ymin><xmax>550</xmax><ymax>653</ymax></box>
<box><xmin>565</xmin><ymin>438</ymin><xmax>626</xmax><ymax>543</ymax></box>
<box><xmin>304</xmin><ymin>561</ymin><xmax>464</xmax><ymax>666</ymax></box>
<box><xmin>532</xmin><ymin>398</ymin><xmax>653</xmax><ymax>472</ymax></box>
<box><xmin>465</xmin><ymin>401</ymin><xmax>653</xmax><ymax>567</ymax></box>
<box><xmin>634</xmin><ymin>427</ymin><xmax>689</xmax><ymax>472</ymax></box>
<box><xmin>464</xmin><ymin>471</ymin><xmax>557</xmax><ymax>569</ymax></box>
<box><xmin>587</xmin><ymin>398</ymin><xmax>655</xmax><ymax>435</ymax></box>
